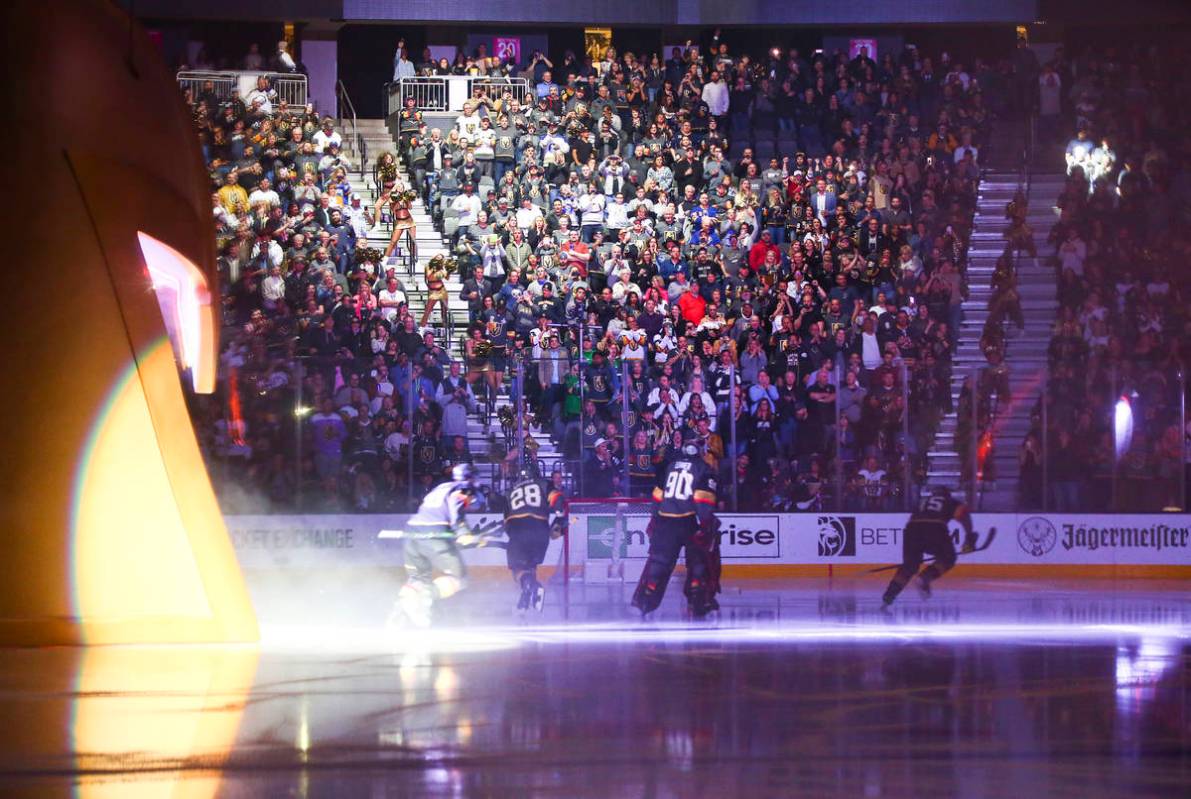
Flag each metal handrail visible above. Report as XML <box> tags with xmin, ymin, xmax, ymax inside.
<box><xmin>176</xmin><ymin>70</ymin><xmax>238</xmax><ymax>103</ymax></box>
<box><xmin>1025</xmin><ymin>112</ymin><xmax>1035</xmax><ymax>202</ymax></box>
<box><xmin>466</xmin><ymin>76</ymin><xmax>532</xmax><ymax>105</ymax></box>
<box><xmin>387</xmin><ymin>77</ymin><xmax>449</xmax><ymax>117</ymax></box>
<box><xmin>336</xmin><ymin>79</ymin><xmax>366</xmax><ymax>177</ymax></box>
<box><xmin>385</xmin><ymin>76</ymin><xmax>532</xmax><ymax>118</ymax></box>
<box><xmin>176</xmin><ymin>69</ymin><xmax>308</xmax><ymax>108</ymax></box>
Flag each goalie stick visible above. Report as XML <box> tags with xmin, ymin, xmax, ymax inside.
<box><xmin>866</xmin><ymin>527</ymin><xmax>997</xmax><ymax>574</ymax></box>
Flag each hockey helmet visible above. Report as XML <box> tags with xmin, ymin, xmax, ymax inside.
<box><xmin>453</xmin><ymin>463</ymin><xmax>477</xmax><ymax>484</ymax></box>
<box><xmin>681</xmin><ymin>428</ymin><xmax>703</xmax><ymax>457</ymax></box>
<box><xmin>930</xmin><ymin>484</ymin><xmax>952</xmax><ymax>499</ymax></box>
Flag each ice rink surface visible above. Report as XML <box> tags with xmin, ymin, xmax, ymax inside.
<box><xmin>0</xmin><ymin>577</ymin><xmax>1187</xmax><ymax>797</ymax></box>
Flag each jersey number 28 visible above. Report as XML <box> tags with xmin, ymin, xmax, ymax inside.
<box><xmin>509</xmin><ymin>483</ymin><xmax>541</xmax><ymax>510</ymax></box>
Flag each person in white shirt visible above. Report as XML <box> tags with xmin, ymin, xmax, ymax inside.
<box><xmin>455</xmin><ymin>101</ymin><xmax>483</xmax><ymax>143</ymax></box>
<box><xmin>312</xmin><ymin>121</ymin><xmax>342</xmax><ymax>153</ymax></box>
<box><xmin>274</xmin><ymin>40</ymin><xmax>296</xmax><ymax>73</ymax></box>
<box><xmin>578</xmin><ymin>191</ymin><xmax>606</xmax><ymax>242</ymax></box>
<box><xmin>605</xmin><ymin>193</ymin><xmax>629</xmax><ymax>233</ymax></box>
<box><xmin>539</xmin><ymin>124</ymin><xmax>570</xmax><ymax>160</ymax></box>
<box><xmin>944</xmin><ymin>65</ymin><xmax>971</xmax><ymax>91</ymax></box>
<box><xmin>618</xmin><ymin>315</ymin><xmax>648</xmax><ymax>361</ymax></box>
<box><xmin>250</xmin><ymin>236</ymin><xmax>284</xmax><ymax>269</ymax></box>
<box><xmin>373</xmin><ymin>371</ymin><xmax>395</xmax><ymax>401</ymax></box>
<box><xmin>392</xmin><ymin>45</ymin><xmax>416</xmax><ymax>81</ymax></box>
<box><xmin>473</xmin><ymin>119</ymin><xmax>496</xmax><ymax>175</ymax></box>
<box><xmin>345</xmin><ymin>194</ymin><xmax>370</xmax><ymax>239</ymax></box>
<box><xmin>952</xmin><ymin>130</ymin><xmax>979</xmax><ymax>164</ymax></box>
<box><xmin>245</xmin><ymin>76</ymin><xmax>276</xmax><ymax>114</ymax></box>
<box><xmin>451</xmin><ymin>185</ymin><xmax>482</xmax><ymax>228</ymax></box>
<box><xmin>1058</xmin><ymin>229</ymin><xmax>1087</xmax><ymax>276</ymax></box>
<box><xmin>626</xmin><ymin>187</ymin><xmax>654</xmax><ymax>216</ymax></box>
<box><xmin>650</xmin><ymin>389</ymin><xmax>681</xmax><ymax>424</ymax></box>
<box><xmin>515</xmin><ymin>197</ymin><xmax>544</xmax><ymax>232</ymax></box>
<box><xmin>855</xmin><ymin>455</ymin><xmax>889</xmax><ymax>509</ymax></box>
<box><xmin>260</xmin><ymin>265</ymin><xmax>286</xmax><ymax>310</ymax></box>
<box><xmin>701</xmin><ymin>71</ymin><xmax>730</xmax><ymax>120</ymax></box>
<box><xmin>1038</xmin><ymin>64</ymin><xmax>1062</xmax><ymax>119</ymax></box>
<box><xmin>649</xmin><ymin>324</ymin><xmax>676</xmax><ymax>365</ymax></box>
<box><xmin>378</xmin><ymin>278</ymin><xmax>407</xmax><ymax>324</ymax></box>
<box><xmin>610</xmin><ymin>269</ymin><xmax>641</xmax><ymax>303</ymax></box>
<box><xmin>212</xmin><ymin>196</ymin><xmax>232</xmax><ymax>229</ymax></box>
<box><xmin>247</xmin><ymin>178</ymin><xmax>281</xmax><ymax>210</ymax></box>
<box><xmin>318</xmin><ymin>145</ymin><xmax>353</xmax><ymax>177</ymax></box>
<box><xmin>859</xmin><ymin>316</ymin><xmax>882</xmax><ymax>370</ymax></box>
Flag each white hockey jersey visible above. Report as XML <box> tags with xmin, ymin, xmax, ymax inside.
<box><xmin>407</xmin><ymin>480</ymin><xmax>473</xmax><ymax>534</ymax></box>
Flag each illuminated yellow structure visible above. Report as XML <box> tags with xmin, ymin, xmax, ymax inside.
<box><xmin>0</xmin><ymin>0</ymin><xmax>257</xmax><ymax>645</ymax></box>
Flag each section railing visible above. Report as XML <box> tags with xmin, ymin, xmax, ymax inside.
<box><xmin>176</xmin><ymin>70</ymin><xmax>238</xmax><ymax>103</ymax></box>
<box><xmin>336</xmin><ymin>79</ymin><xmax>366</xmax><ymax>177</ymax></box>
<box><xmin>386</xmin><ymin>77</ymin><xmax>448</xmax><ymax>117</ymax></box>
<box><xmin>385</xmin><ymin>76</ymin><xmax>532</xmax><ymax>118</ymax></box>
<box><xmin>176</xmin><ymin>70</ymin><xmax>308</xmax><ymax>109</ymax></box>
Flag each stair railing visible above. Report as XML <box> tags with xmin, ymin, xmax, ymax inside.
<box><xmin>336</xmin><ymin>79</ymin><xmax>366</xmax><ymax>178</ymax></box>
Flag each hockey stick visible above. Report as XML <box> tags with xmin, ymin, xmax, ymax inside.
<box><xmin>865</xmin><ymin>527</ymin><xmax>997</xmax><ymax>574</ymax></box>
<box><xmin>377</xmin><ymin>528</ymin><xmax>509</xmax><ymax>549</ymax></box>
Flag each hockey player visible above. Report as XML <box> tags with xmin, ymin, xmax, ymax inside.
<box><xmin>504</xmin><ymin>469</ymin><xmax>566</xmax><ymax>612</ymax></box>
<box><xmin>393</xmin><ymin>463</ymin><xmax>480</xmax><ymax>627</ymax></box>
<box><xmin>631</xmin><ymin>429</ymin><xmax>721</xmax><ymax>618</ymax></box>
<box><xmin>882</xmin><ymin>485</ymin><xmax>976</xmax><ymax>607</ymax></box>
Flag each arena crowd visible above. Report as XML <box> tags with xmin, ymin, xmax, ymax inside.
<box><xmin>186</xmin><ymin>35</ymin><xmax>1023</xmax><ymax>513</ymax></box>
<box><xmin>1022</xmin><ymin>42</ymin><xmax>1190</xmax><ymax>512</ymax></box>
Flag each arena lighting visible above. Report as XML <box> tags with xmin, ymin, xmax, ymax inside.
<box><xmin>257</xmin><ymin>620</ymin><xmax>1190</xmax><ymax>654</ymax></box>
<box><xmin>262</xmin><ymin>623</ymin><xmax>520</xmax><ymax>654</ymax></box>
<box><xmin>71</xmin><ymin>645</ymin><xmax>257</xmax><ymax>799</ymax></box>
<box><xmin>139</xmin><ymin>231</ymin><xmax>212</xmax><ymax>391</ymax></box>
<box><xmin>1114</xmin><ymin>393</ymin><xmax>1135</xmax><ymax>459</ymax></box>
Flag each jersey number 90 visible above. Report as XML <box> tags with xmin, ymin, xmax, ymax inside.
<box><xmin>663</xmin><ymin>465</ymin><xmax>694</xmax><ymax>501</ymax></box>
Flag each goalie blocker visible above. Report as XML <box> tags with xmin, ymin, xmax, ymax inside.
<box><xmin>631</xmin><ymin>431</ymin><xmax>721</xmax><ymax>618</ymax></box>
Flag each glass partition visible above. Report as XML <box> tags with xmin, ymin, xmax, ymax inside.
<box><xmin>196</xmin><ymin>319</ymin><xmax>1187</xmax><ymax>516</ymax></box>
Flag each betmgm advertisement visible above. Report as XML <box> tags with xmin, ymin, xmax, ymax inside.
<box><xmin>223</xmin><ymin>513</ymin><xmax>1191</xmax><ymax>572</ymax></box>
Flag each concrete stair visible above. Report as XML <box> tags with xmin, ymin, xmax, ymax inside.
<box><xmin>923</xmin><ymin>170</ymin><xmax>1064</xmax><ymax>510</ymax></box>
<box><xmin>345</xmin><ymin>119</ymin><xmax>569</xmax><ymax>491</ymax></box>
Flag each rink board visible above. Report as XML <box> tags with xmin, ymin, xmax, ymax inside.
<box><xmin>225</xmin><ymin>512</ymin><xmax>1191</xmax><ymax>577</ymax></box>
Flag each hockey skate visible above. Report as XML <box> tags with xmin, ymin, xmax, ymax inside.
<box><xmin>392</xmin><ymin>583</ymin><xmax>433</xmax><ymax>629</ymax></box>
<box><xmin>915</xmin><ymin>576</ymin><xmax>933</xmax><ymax>600</ymax></box>
<box><xmin>530</xmin><ymin>584</ymin><xmax>545</xmax><ymax>613</ymax></box>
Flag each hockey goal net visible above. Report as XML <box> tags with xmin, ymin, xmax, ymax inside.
<box><xmin>564</xmin><ymin>497</ymin><xmax>654</xmax><ymax>583</ymax></box>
